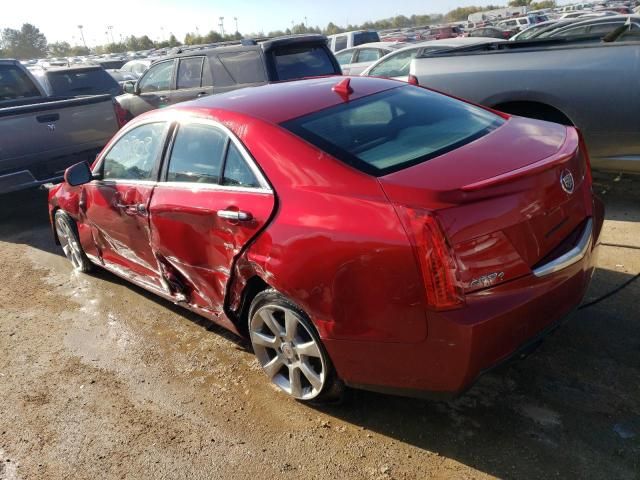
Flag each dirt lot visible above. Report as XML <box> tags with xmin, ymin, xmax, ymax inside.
<box><xmin>0</xmin><ymin>173</ymin><xmax>638</xmax><ymax>480</ymax></box>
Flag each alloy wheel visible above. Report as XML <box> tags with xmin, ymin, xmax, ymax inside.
<box><xmin>56</xmin><ymin>216</ymin><xmax>84</xmax><ymax>270</ymax></box>
<box><xmin>249</xmin><ymin>304</ymin><xmax>327</xmax><ymax>400</ymax></box>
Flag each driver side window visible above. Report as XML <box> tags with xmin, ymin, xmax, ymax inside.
<box><xmin>102</xmin><ymin>122</ymin><xmax>166</xmax><ymax>181</ymax></box>
<box><xmin>138</xmin><ymin>60</ymin><xmax>174</xmax><ymax>93</ymax></box>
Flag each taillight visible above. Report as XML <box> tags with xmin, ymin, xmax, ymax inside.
<box><xmin>408</xmin><ymin>74</ymin><xmax>419</xmax><ymax>86</ymax></box>
<box><xmin>396</xmin><ymin>207</ymin><xmax>465</xmax><ymax>311</ymax></box>
<box><xmin>113</xmin><ymin>99</ymin><xmax>130</xmax><ymax>128</ymax></box>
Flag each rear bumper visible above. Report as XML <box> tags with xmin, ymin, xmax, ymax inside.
<box><xmin>323</xmin><ymin>202</ymin><xmax>604</xmax><ymax>396</ymax></box>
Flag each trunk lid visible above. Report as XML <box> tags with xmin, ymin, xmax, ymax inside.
<box><xmin>379</xmin><ymin>117</ymin><xmax>592</xmax><ymax>292</ymax></box>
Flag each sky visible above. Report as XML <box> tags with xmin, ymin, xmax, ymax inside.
<box><xmin>2</xmin><ymin>0</ymin><xmax>569</xmax><ymax>46</ymax></box>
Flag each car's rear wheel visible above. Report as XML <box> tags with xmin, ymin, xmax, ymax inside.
<box><xmin>248</xmin><ymin>289</ymin><xmax>343</xmax><ymax>403</ymax></box>
<box><xmin>55</xmin><ymin>210</ymin><xmax>93</xmax><ymax>273</ymax></box>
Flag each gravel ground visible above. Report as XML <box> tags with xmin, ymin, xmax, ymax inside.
<box><xmin>0</xmin><ymin>173</ymin><xmax>638</xmax><ymax>480</ymax></box>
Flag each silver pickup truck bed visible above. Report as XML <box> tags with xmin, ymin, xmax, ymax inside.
<box><xmin>0</xmin><ymin>60</ymin><xmax>119</xmax><ymax>194</ymax></box>
<box><xmin>409</xmin><ymin>39</ymin><xmax>640</xmax><ymax>173</ymax></box>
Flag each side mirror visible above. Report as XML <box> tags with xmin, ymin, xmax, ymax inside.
<box><xmin>123</xmin><ymin>80</ymin><xmax>138</xmax><ymax>94</ymax></box>
<box><xmin>64</xmin><ymin>161</ymin><xmax>93</xmax><ymax>187</ymax></box>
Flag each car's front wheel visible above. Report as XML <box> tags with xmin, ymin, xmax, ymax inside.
<box><xmin>248</xmin><ymin>289</ymin><xmax>343</xmax><ymax>403</ymax></box>
<box><xmin>54</xmin><ymin>210</ymin><xmax>93</xmax><ymax>273</ymax></box>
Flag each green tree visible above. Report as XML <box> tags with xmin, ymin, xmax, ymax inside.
<box><xmin>168</xmin><ymin>34</ymin><xmax>181</xmax><ymax>47</ymax></box>
<box><xmin>530</xmin><ymin>0</ymin><xmax>556</xmax><ymax>8</ymax></box>
<box><xmin>1</xmin><ymin>23</ymin><xmax>48</xmax><ymax>59</ymax></box>
<box><xmin>324</xmin><ymin>22</ymin><xmax>344</xmax><ymax>35</ymax></box>
<box><xmin>508</xmin><ymin>0</ymin><xmax>532</xmax><ymax>6</ymax></box>
<box><xmin>69</xmin><ymin>45</ymin><xmax>90</xmax><ymax>56</ymax></box>
<box><xmin>445</xmin><ymin>5</ymin><xmax>502</xmax><ymax>21</ymax></box>
<box><xmin>49</xmin><ymin>41</ymin><xmax>71</xmax><ymax>56</ymax></box>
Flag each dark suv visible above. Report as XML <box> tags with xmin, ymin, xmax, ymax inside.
<box><xmin>116</xmin><ymin>34</ymin><xmax>341</xmax><ymax>120</ymax></box>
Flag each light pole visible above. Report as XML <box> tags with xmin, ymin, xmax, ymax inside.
<box><xmin>107</xmin><ymin>25</ymin><xmax>115</xmax><ymax>43</ymax></box>
<box><xmin>234</xmin><ymin>17</ymin><xmax>238</xmax><ymax>34</ymax></box>
<box><xmin>219</xmin><ymin>17</ymin><xmax>225</xmax><ymax>37</ymax></box>
<box><xmin>77</xmin><ymin>25</ymin><xmax>87</xmax><ymax>49</ymax></box>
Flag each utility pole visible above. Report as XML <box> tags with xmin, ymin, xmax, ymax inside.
<box><xmin>234</xmin><ymin>17</ymin><xmax>239</xmax><ymax>34</ymax></box>
<box><xmin>107</xmin><ymin>26</ymin><xmax>115</xmax><ymax>44</ymax></box>
<box><xmin>219</xmin><ymin>17</ymin><xmax>225</xmax><ymax>36</ymax></box>
<box><xmin>77</xmin><ymin>25</ymin><xmax>87</xmax><ymax>49</ymax></box>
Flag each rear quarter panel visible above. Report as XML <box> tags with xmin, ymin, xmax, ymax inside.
<box><xmin>196</xmin><ymin>110</ymin><xmax>429</xmax><ymax>344</ymax></box>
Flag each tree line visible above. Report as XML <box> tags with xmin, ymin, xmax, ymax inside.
<box><xmin>1</xmin><ymin>1</ymin><xmax>557</xmax><ymax>59</ymax></box>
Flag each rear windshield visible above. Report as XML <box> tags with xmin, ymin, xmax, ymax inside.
<box><xmin>0</xmin><ymin>64</ymin><xmax>41</xmax><ymax>101</ymax></box>
<box><xmin>48</xmin><ymin>69</ymin><xmax>121</xmax><ymax>96</ymax></box>
<box><xmin>272</xmin><ymin>45</ymin><xmax>337</xmax><ymax>81</ymax></box>
<box><xmin>282</xmin><ymin>86</ymin><xmax>504</xmax><ymax>176</ymax></box>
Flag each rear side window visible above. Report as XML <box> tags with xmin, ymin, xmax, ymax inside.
<box><xmin>282</xmin><ymin>86</ymin><xmax>504</xmax><ymax>176</ymax></box>
<box><xmin>368</xmin><ymin>49</ymin><xmax>417</xmax><ymax>77</ymax></box>
<box><xmin>222</xmin><ymin>143</ymin><xmax>260</xmax><ymax>188</ymax></box>
<box><xmin>356</xmin><ymin>48</ymin><xmax>381</xmax><ymax>63</ymax></box>
<box><xmin>218</xmin><ymin>51</ymin><xmax>266</xmax><ymax>84</ymax></box>
<box><xmin>103</xmin><ymin>122</ymin><xmax>166</xmax><ymax>181</ymax></box>
<box><xmin>0</xmin><ymin>64</ymin><xmax>41</xmax><ymax>100</ymax></box>
<box><xmin>167</xmin><ymin>123</ymin><xmax>226</xmax><ymax>184</ymax></box>
<box><xmin>272</xmin><ymin>45</ymin><xmax>337</xmax><ymax>81</ymax></box>
<box><xmin>335</xmin><ymin>50</ymin><xmax>354</xmax><ymax>65</ymax></box>
<box><xmin>48</xmin><ymin>69</ymin><xmax>120</xmax><ymax>96</ymax></box>
<box><xmin>177</xmin><ymin>57</ymin><xmax>204</xmax><ymax>89</ymax></box>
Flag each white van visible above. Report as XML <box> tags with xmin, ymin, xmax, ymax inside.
<box><xmin>497</xmin><ymin>14</ymin><xmax>548</xmax><ymax>31</ymax></box>
<box><xmin>327</xmin><ymin>30</ymin><xmax>380</xmax><ymax>52</ymax></box>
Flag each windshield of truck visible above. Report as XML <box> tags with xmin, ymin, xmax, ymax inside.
<box><xmin>282</xmin><ymin>85</ymin><xmax>504</xmax><ymax>176</ymax></box>
<box><xmin>0</xmin><ymin>64</ymin><xmax>41</xmax><ymax>101</ymax></box>
<box><xmin>47</xmin><ymin>69</ymin><xmax>121</xmax><ymax>96</ymax></box>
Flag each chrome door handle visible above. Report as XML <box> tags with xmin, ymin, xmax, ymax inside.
<box><xmin>159</xmin><ymin>96</ymin><xmax>168</xmax><ymax>102</ymax></box>
<box><xmin>217</xmin><ymin>209</ymin><xmax>252</xmax><ymax>221</ymax></box>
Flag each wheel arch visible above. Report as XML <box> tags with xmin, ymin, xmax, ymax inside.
<box><xmin>492</xmin><ymin>100</ymin><xmax>575</xmax><ymax>126</ymax></box>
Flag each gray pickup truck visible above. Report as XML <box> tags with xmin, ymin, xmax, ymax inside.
<box><xmin>0</xmin><ymin>59</ymin><xmax>119</xmax><ymax>194</ymax></box>
<box><xmin>409</xmin><ymin>37</ymin><xmax>640</xmax><ymax>173</ymax></box>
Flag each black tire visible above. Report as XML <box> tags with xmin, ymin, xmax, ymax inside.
<box><xmin>54</xmin><ymin>210</ymin><xmax>93</xmax><ymax>273</ymax></box>
<box><xmin>248</xmin><ymin>289</ymin><xmax>344</xmax><ymax>404</ymax></box>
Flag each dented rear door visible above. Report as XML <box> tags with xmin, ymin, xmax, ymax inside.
<box><xmin>148</xmin><ymin>120</ymin><xmax>275</xmax><ymax>319</ymax></box>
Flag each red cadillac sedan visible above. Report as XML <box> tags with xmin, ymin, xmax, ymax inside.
<box><xmin>49</xmin><ymin>76</ymin><xmax>604</xmax><ymax>402</ymax></box>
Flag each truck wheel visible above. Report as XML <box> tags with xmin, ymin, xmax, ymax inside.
<box><xmin>54</xmin><ymin>210</ymin><xmax>93</xmax><ymax>273</ymax></box>
<box><xmin>248</xmin><ymin>289</ymin><xmax>343</xmax><ymax>403</ymax></box>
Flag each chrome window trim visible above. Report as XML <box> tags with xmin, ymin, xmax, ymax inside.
<box><xmin>92</xmin><ymin>179</ymin><xmax>158</xmax><ymax>187</ymax></box>
<box><xmin>155</xmin><ymin>181</ymin><xmax>272</xmax><ymax>194</ymax></box>
<box><xmin>533</xmin><ymin>218</ymin><xmax>593</xmax><ymax>277</ymax></box>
